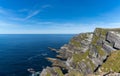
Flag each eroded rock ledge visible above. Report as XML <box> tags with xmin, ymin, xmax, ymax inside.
<box><xmin>39</xmin><ymin>28</ymin><xmax>120</xmax><ymax>76</ymax></box>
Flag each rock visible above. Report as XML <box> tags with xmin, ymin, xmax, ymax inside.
<box><xmin>78</xmin><ymin>61</ymin><xmax>93</xmax><ymax>75</ymax></box>
<box><xmin>106</xmin><ymin>31</ymin><xmax>120</xmax><ymax>49</ymax></box>
<box><xmin>40</xmin><ymin>67</ymin><xmax>57</xmax><ymax>76</ymax></box>
<box><xmin>48</xmin><ymin>47</ymin><xmax>58</xmax><ymax>52</ymax></box>
<box><xmin>27</xmin><ymin>68</ymin><xmax>40</xmax><ymax>76</ymax></box>
<box><xmin>39</xmin><ymin>28</ymin><xmax>120</xmax><ymax>76</ymax></box>
<box><xmin>57</xmin><ymin>50</ymin><xmax>72</xmax><ymax>60</ymax></box>
<box><xmin>40</xmin><ymin>67</ymin><xmax>64</xmax><ymax>76</ymax></box>
<box><xmin>89</xmin><ymin>45</ymin><xmax>98</xmax><ymax>58</ymax></box>
<box><xmin>102</xmin><ymin>42</ymin><xmax>115</xmax><ymax>54</ymax></box>
<box><xmin>46</xmin><ymin>58</ymin><xmax>67</xmax><ymax>69</ymax></box>
<box><xmin>104</xmin><ymin>72</ymin><xmax>120</xmax><ymax>76</ymax></box>
<box><xmin>40</xmin><ymin>68</ymin><xmax>48</xmax><ymax>76</ymax></box>
<box><xmin>114</xmin><ymin>42</ymin><xmax>120</xmax><ymax>50</ymax></box>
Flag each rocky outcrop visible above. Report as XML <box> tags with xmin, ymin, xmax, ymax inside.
<box><xmin>40</xmin><ymin>67</ymin><xmax>64</xmax><ymax>76</ymax></box>
<box><xmin>102</xmin><ymin>41</ymin><xmax>115</xmax><ymax>54</ymax></box>
<box><xmin>39</xmin><ymin>28</ymin><xmax>120</xmax><ymax>76</ymax></box>
<box><xmin>106</xmin><ymin>31</ymin><xmax>120</xmax><ymax>49</ymax></box>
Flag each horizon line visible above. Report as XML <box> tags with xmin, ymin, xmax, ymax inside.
<box><xmin>0</xmin><ymin>33</ymin><xmax>77</xmax><ymax>34</ymax></box>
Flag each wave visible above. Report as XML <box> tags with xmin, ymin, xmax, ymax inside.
<box><xmin>41</xmin><ymin>53</ymin><xmax>47</xmax><ymax>56</ymax></box>
<box><xmin>27</xmin><ymin>53</ymin><xmax>48</xmax><ymax>61</ymax></box>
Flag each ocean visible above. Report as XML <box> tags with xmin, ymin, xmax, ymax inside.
<box><xmin>0</xmin><ymin>34</ymin><xmax>74</xmax><ymax>76</ymax></box>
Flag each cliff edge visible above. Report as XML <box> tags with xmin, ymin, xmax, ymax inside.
<box><xmin>40</xmin><ymin>28</ymin><xmax>120</xmax><ymax>76</ymax></box>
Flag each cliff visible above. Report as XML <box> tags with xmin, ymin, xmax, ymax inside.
<box><xmin>39</xmin><ymin>28</ymin><xmax>120</xmax><ymax>76</ymax></box>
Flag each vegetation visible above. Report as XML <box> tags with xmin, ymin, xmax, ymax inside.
<box><xmin>41</xmin><ymin>28</ymin><xmax>120</xmax><ymax>76</ymax></box>
<box><xmin>54</xmin><ymin>67</ymin><xmax>64</xmax><ymax>76</ymax></box>
<box><xmin>100</xmin><ymin>50</ymin><xmax>120</xmax><ymax>72</ymax></box>
<box><xmin>91</xmin><ymin>28</ymin><xmax>107</xmax><ymax>56</ymax></box>
<box><xmin>72</xmin><ymin>50</ymin><xmax>95</xmax><ymax>71</ymax></box>
<box><xmin>96</xmin><ymin>46</ymin><xmax>105</xmax><ymax>56</ymax></box>
<box><xmin>79</xmin><ymin>33</ymin><xmax>89</xmax><ymax>40</ymax></box>
<box><xmin>46</xmin><ymin>71</ymin><xmax>51</xmax><ymax>76</ymax></box>
<box><xmin>70</xmin><ymin>33</ymin><xmax>89</xmax><ymax>47</ymax></box>
<box><xmin>70</xmin><ymin>39</ymin><xmax>81</xmax><ymax>47</ymax></box>
<box><xmin>91</xmin><ymin>34</ymin><xmax>99</xmax><ymax>45</ymax></box>
<box><xmin>67</xmin><ymin>70</ymin><xmax>83</xmax><ymax>76</ymax></box>
<box><xmin>72</xmin><ymin>50</ymin><xmax>89</xmax><ymax>63</ymax></box>
<box><xmin>86</xmin><ymin>58</ymin><xmax>95</xmax><ymax>71</ymax></box>
<box><xmin>92</xmin><ymin>28</ymin><xmax>107</xmax><ymax>45</ymax></box>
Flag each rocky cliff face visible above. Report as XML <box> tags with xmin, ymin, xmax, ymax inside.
<box><xmin>39</xmin><ymin>28</ymin><xmax>120</xmax><ymax>76</ymax></box>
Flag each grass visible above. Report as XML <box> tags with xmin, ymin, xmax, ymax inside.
<box><xmin>70</xmin><ymin>33</ymin><xmax>90</xmax><ymax>47</ymax></box>
<box><xmin>100</xmin><ymin>50</ymin><xmax>120</xmax><ymax>72</ymax></box>
<box><xmin>46</xmin><ymin>71</ymin><xmax>51</xmax><ymax>76</ymax></box>
<box><xmin>70</xmin><ymin>39</ymin><xmax>81</xmax><ymax>47</ymax></box>
<box><xmin>86</xmin><ymin>58</ymin><xmax>95</xmax><ymax>71</ymax></box>
<box><xmin>96</xmin><ymin>46</ymin><xmax>105</xmax><ymax>56</ymax></box>
<box><xmin>72</xmin><ymin>50</ymin><xmax>89</xmax><ymax>63</ymax></box>
<box><xmin>72</xmin><ymin>50</ymin><xmax>95</xmax><ymax>71</ymax></box>
<box><xmin>54</xmin><ymin>67</ymin><xmax>64</xmax><ymax>76</ymax></box>
<box><xmin>91</xmin><ymin>28</ymin><xmax>107</xmax><ymax>45</ymax></box>
<box><xmin>91</xmin><ymin>28</ymin><xmax>107</xmax><ymax>57</ymax></box>
<box><xmin>68</xmin><ymin>70</ymin><xmax>83</xmax><ymax>76</ymax></box>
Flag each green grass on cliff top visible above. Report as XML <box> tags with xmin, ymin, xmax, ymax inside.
<box><xmin>100</xmin><ymin>50</ymin><xmax>120</xmax><ymax>72</ymax></box>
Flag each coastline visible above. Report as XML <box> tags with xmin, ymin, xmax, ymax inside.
<box><xmin>36</xmin><ymin>28</ymin><xmax>120</xmax><ymax>76</ymax></box>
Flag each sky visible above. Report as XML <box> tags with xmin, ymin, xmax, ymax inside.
<box><xmin>0</xmin><ymin>0</ymin><xmax>120</xmax><ymax>34</ymax></box>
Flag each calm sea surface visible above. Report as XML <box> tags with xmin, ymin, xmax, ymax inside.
<box><xmin>0</xmin><ymin>34</ymin><xmax>74</xmax><ymax>76</ymax></box>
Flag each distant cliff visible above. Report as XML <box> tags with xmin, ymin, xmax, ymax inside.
<box><xmin>40</xmin><ymin>28</ymin><xmax>120</xmax><ymax>76</ymax></box>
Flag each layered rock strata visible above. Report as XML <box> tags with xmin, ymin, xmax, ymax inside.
<box><xmin>39</xmin><ymin>28</ymin><xmax>120</xmax><ymax>76</ymax></box>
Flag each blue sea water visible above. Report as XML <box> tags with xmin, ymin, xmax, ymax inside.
<box><xmin>0</xmin><ymin>34</ymin><xmax>74</xmax><ymax>76</ymax></box>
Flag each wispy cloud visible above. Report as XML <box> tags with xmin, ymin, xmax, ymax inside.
<box><xmin>0</xmin><ymin>19</ymin><xmax>120</xmax><ymax>34</ymax></box>
<box><xmin>12</xmin><ymin>9</ymin><xmax>41</xmax><ymax>21</ymax></box>
<box><xmin>0</xmin><ymin>7</ymin><xmax>20</xmax><ymax>20</ymax></box>
<box><xmin>23</xmin><ymin>4</ymin><xmax>52</xmax><ymax>20</ymax></box>
<box><xmin>11</xmin><ymin>10</ymin><xmax>41</xmax><ymax>21</ymax></box>
<box><xmin>41</xmin><ymin>4</ymin><xmax>52</xmax><ymax>8</ymax></box>
<box><xmin>0</xmin><ymin>8</ymin><xmax>6</xmax><ymax>15</ymax></box>
<box><xmin>25</xmin><ymin>10</ymin><xmax>41</xmax><ymax>20</ymax></box>
<box><xmin>0</xmin><ymin>7</ymin><xmax>11</xmax><ymax>16</ymax></box>
<box><xmin>18</xmin><ymin>9</ymin><xmax>29</xmax><ymax>12</ymax></box>
<box><xmin>0</xmin><ymin>4</ymin><xmax>52</xmax><ymax>21</ymax></box>
<box><xmin>0</xmin><ymin>20</ymin><xmax>20</xmax><ymax>30</ymax></box>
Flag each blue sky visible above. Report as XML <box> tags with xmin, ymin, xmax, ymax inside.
<box><xmin>0</xmin><ymin>0</ymin><xmax>120</xmax><ymax>34</ymax></box>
